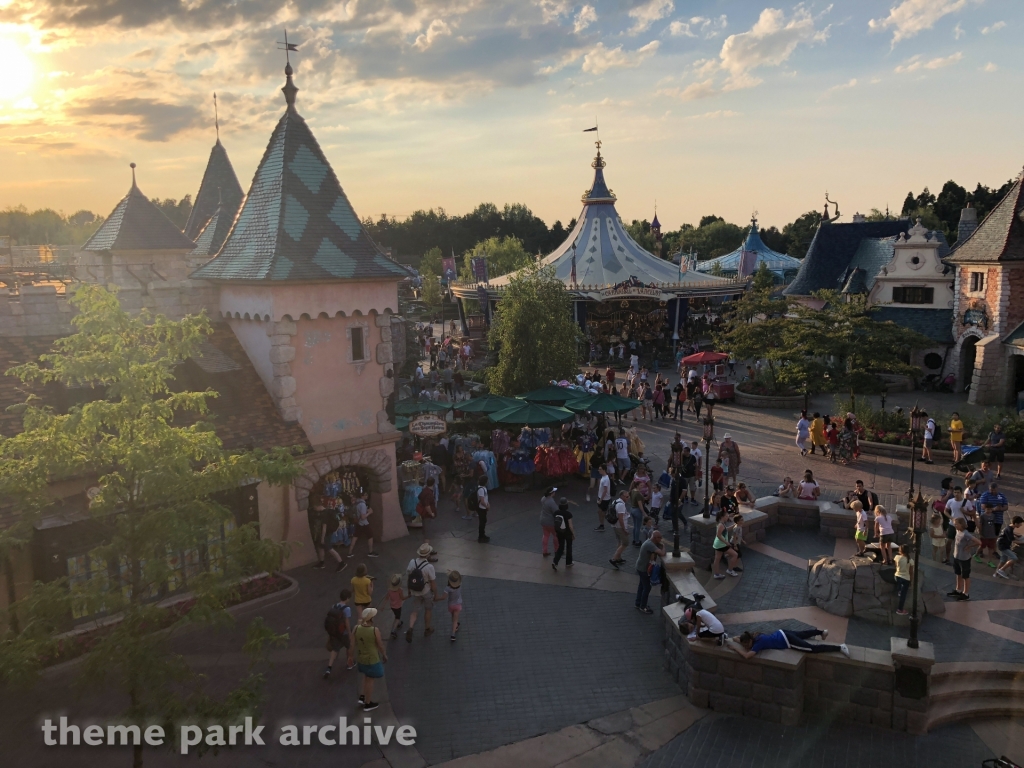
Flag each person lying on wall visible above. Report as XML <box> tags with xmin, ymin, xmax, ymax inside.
<box><xmin>727</xmin><ymin>628</ymin><xmax>850</xmax><ymax>658</ymax></box>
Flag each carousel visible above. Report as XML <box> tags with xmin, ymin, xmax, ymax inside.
<box><xmin>450</xmin><ymin>141</ymin><xmax>747</xmax><ymax>356</ymax></box>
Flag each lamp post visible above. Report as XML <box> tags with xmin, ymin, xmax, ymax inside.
<box><xmin>907</xmin><ymin>405</ymin><xmax>926</xmax><ymax>504</ymax></box>
<box><xmin>880</xmin><ymin>384</ymin><xmax>888</xmax><ymax>412</ymax></box>
<box><xmin>702</xmin><ymin>417</ymin><xmax>714</xmax><ymax>518</ymax></box>
<box><xmin>908</xmin><ymin>488</ymin><xmax>927</xmax><ymax>649</ymax></box>
<box><xmin>671</xmin><ymin>469</ymin><xmax>681</xmax><ymax>558</ymax></box>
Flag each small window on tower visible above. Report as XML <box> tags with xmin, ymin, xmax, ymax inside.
<box><xmin>970</xmin><ymin>272</ymin><xmax>985</xmax><ymax>292</ymax></box>
<box><xmin>351</xmin><ymin>327</ymin><xmax>365</xmax><ymax>362</ymax></box>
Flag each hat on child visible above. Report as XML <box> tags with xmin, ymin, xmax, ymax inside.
<box><xmin>389</xmin><ymin>573</ymin><xmax>402</xmax><ymax>587</ymax></box>
<box><xmin>448</xmin><ymin>570</ymin><xmax>462</xmax><ymax>587</ymax></box>
<box><xmin>417</xmin><ymin>542</ymin><xmax>433</xmax><ymax>557</ymax></box>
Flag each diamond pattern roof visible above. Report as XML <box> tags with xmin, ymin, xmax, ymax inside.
<box><xmin>696</xmin><ymin>222</ymin><xmax>803</xmax><ymax>277</ymax></box>
<box><xmin>189</xmin><ymin>207</ymin><xmax>234</xmax><ymax>259</ymax></box>
<box><xmin>784</xmin><ymin>220</ymin><xmax>910</xmax><ymax>296</ymax></box>
<box><xmin>82</xmin><ymin>181</ymin><xmax>197</xmax><ymax>252</ymax></box>
<box><xmin>946</xmin><ymin>175</ymin><xmax>1024</xmax><ymax>264</ymax></box>
<box><xmin>184</xmin><ymin>140</ymin><xmax>244</xmax><ymax>243</ymax></box>
<box><xmin>191</xmin><ymin>90</ymin><xmax>411</xmax><ymax>283</ymax></box>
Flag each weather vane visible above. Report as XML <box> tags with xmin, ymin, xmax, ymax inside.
<box><xmin>278</xmin><ymin>29</ymin><xmax>299</xmax><ymax>64</ymax></box>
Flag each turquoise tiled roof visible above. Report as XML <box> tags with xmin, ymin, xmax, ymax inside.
<box><xmin>191</xmin><ymin>76</ymin><xmax>410</xmax><ymax>283</ymax></box>
<box><xmin>695</xmin><ymin>222</ymin><xmax>803</xmax><ymax>278</ymax></box>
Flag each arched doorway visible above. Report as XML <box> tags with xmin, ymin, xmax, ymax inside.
<box><xmin>960</xmin><ymin>336</ymin><xmax>979</xmax><ymax>392</ymax></box>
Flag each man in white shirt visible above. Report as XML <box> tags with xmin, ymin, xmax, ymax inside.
<box><xmin>944</xmin><ymin>487</ymin><xmax>974</xmax><ymax>562</ymax></box>
<box><xmin>614</xmin><ymin>430</ymin><xmax>630</xmax><ymax>479</ymax></box>
<box><xmin>922</xmin><ymin>417</ymin><xmax>936</xmax><ymax>465</ymax></box>
<box><xmin>610</xmin><ymin>492</ymin><xmax>630</xmax><ymax>567</ymax></box>
<box><xmin>405</xmin><ymin>542</ymin><xmax>438</xmax><ymax>642</ymax></box>
<box><xmin>596</xmin><ymin>465</ymin><xmax>612</xmax><ymax>532</ymax></box>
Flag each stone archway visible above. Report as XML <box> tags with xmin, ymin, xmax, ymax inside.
<box><xmin>293</xmin><ymin>448</ymin><xmax>394</xmax><ymax>513</ymax></box>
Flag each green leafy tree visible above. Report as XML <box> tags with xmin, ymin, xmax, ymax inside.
<box><xmin>420</xmin><ymin>270</ymin><xmax>443</xmax><ymax>307</ymax></box>
<box><xmin>486</xmin><ymin>265</ymin><xmax>582</xmax><ymax>395</ymax></box>
<box><xmin>626</xmin><ymin>219</ymin><xmax>657</xmax><ymax>254</ymax></box>
<box><xmin>460</xmin><ymin>236</ymin><xmax>533</xmax><ymax>281</ymax></box>
<box><xmin>781</xmin><ymin>210</ymin><xmax>822</xmax><ymax>259</ymax></box>
<box><xmin>0</xmin><ymin>285</ymin><xmax>303</xmax><ymax>766</ymax></box>
<box><xmin>151</xmin><ymin>195</ymin><xmax>193</xmax><ymax>229</ymax></box>
<box><xmin>420</xmin><ymin>246</ymin><xmax>443</xmax><ymax>277</ymax></box>
<box><xmin>714</xmin><ymin>286</ymin><xmax>795</xmax><ymax>393</ymax></box>
<box><xmin>752</xmin><ymin>261</ymin><xmax>775</xmax><ymax>292</ymax></box>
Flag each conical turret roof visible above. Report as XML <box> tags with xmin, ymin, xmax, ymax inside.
<box><xmin>696</xmin><ymin>217</ymin><xmax>802</xmax><ymax>277</ymax></box>
<box><xmin>191</xmin><ymin>64</ymin><xmax>410</xmax><ymax>283</ymax></box>
<box><xmin>184</xmin><ymin>139</ymin><xmax>244</xmax><ymax>245</ymax></box>
<box><xmin>82</xmin><ymin>166</ymin><xmax>197</xmax><ymax>252</ymax></box>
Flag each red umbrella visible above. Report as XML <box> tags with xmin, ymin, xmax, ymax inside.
<box><xmin>681</xmin><ymin>351</ymin><xmax>728</xmax><ymax>365</ymax></box>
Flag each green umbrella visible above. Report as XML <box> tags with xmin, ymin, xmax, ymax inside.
<box><xmin>488</xmin><ymin>401</ymin><xmax>575</xmax><ymax>426</ymax></box>
<box><xmin>394</xmin><ymin>399</ymin><xmax>452</xmax><ymax>416</ymax></box>
<box><xmin>395</xmin><ymin>416</ymin><xmax>410</xmax><ymax>431</ymax></box>
<box><xmin>565</xmin><ymin>392</ymin><xmax>641</xmax><ymax>414</ymax></box>
<box><xmin>453</xmin><ymin>394</ymin><xmax>520</xmax><ymax>414</ymax></box>
<box><xmin>520</xmin><ymin>384</ymin><xmax>587</xmax><ymax>405</ymax></box>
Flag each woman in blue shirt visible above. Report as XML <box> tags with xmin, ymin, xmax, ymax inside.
<box><xmin>729</xmin><ymin>628</ymin><xmax>849</xmax><ymax>658</ymax></box>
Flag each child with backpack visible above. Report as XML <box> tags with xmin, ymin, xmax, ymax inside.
<box><xmin>323</xmin><ymin>588</ymin><xmax>354</xmax><ymax>679</ymax></box>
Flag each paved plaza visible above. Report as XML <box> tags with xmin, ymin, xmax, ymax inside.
<box><xmin>3</xmin><ymin>389</ymin><xmax>1022</xmax><ymax>768</ymax></box>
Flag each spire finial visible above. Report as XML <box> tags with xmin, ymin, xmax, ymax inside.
<box><xmin>278</xmin><ymin>30</ymin><xmax>300</xmax><ymax>110</ymax></box>
<box><xmin>213</xmin><ymin>92</ymin><xmax>220</xmax><ymax>142</ymax></box>
<box><xmin>130</xmin><ymin>162</ymin><xmax>137</xmax><ymax>188</ymax></box>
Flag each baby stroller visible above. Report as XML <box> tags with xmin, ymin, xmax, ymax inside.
<box><xmin>952</xmin><ymin>444</ymin><xmax>987</xmax><ymax>474</ymax></box>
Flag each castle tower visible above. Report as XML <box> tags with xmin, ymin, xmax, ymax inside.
<box><xmin>183</xmin><ymin>97</ymin><xmax>245</xmax><ymax>250</ymax></box>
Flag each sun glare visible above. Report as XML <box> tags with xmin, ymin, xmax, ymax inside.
<box><xmin>0</xmin><ymin>38</ymin><xmax>34</xmax><ymax>101</ymax></box>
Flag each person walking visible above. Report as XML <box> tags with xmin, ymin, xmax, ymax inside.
<box><xmin>351</xmin><ymin>563</ymin><xmax>374</xmax><ymax>616</ymax></box>
<box><xmin>922</xmin><ymin>416</ymin><xmax>936</xmax><ymax>465</ymax></box>
<box><xmin>809</xmin><ymin>413</ymin><xmax>826</xmax><ymax>456</ymax></box>
<box><xmin>796</xmin><ymin>412</ymin><xmax>811</xmax><ymax>456</ymax></box>
<box><xmin>323</xmin><ymin>589</ymin><xmax>354</xmax><ymax>680</ymax></box>
<box><xmin>405</xmin><ymin>542</ymin><xmax>438</xmax><ymax>642</ymax></box>
<box><xmin>680</xmin><ymin>447</ymin><xmax>698</xmax><ymax>506</ymax></box>
<box><xmin>729</xmin><ymin>628</ymin><xmax>849</xmax><ymax>658</ymax></box>
<box><xmin>610</xmin><ymin>491</ymin><xmax>631</xmax><ymax>568</ymax></box>
<box><xmin>437</xmin><ymin>570</ymin><xmax>463</xmax><ymax>641</ymax></box>
<box><xmin>718</xmin><ymin>434</ymin><xmax>741</xmax><ymax>485</ymax></box>
<box><xmin>874</xmin><ymin>505</ymin><xmax>895</xmax><ymax>565</ymax></box>
<box><xmin>539</xmin><ymin>486</ymin><xmax>559</xmax><ymax>556</ymax></box>
<box><xmin>985</xmin><ymin>424</ymin><xmax>1007</xmax><ymax>478</ymax></box>
<box><xmin>475</xmin><ymin>475</ymin><xmax>491</xmax><ymax>543</ymax></box>
<box><xmin>347</xmin><ymin>489</ymin><xmax>378</xmax><ymax>558</ymax></box>
<box><xmin>387</xmin><ymin>574</ymin><xmax>405</xmax><ymax>639</ymax></box>
<box><xmin>596</xmin><ymin>465</ymin><xmax>612</xmax><ymax>532</ymax></box>
<box><xmin>673</xmin><ymin>379</ymin><xmax>686</xmax><ymax>420</ymax></box>
<box><xmin>635</xmin><ymin>530</ymin><xmax>665</xmax><ymax>614</ymax></box>
<box><xmin>692</xmin><ymin>385</ymin><xmax>703</xmax><ymax>421</ymax></box>
<box><xmin>995</xmin><ymin>516</ymin><xmax>1024</xmax><ymax>579</ymax></box>
<box><xmin>354</xmin><ymin>608</ymin><xmax>387</xmax><ymax>711</ymax></box>
<box><xmin>552</xmin><ymin>497</ymin><xmax>575</xmax><ymax>571</ymax></box>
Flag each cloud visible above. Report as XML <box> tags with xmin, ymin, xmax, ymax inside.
<box><xmin>718</xmin><ymin>7</ymin><xmax>829</xmax><ymax>89</ymax></box>
<box><xmin>65</xmin><ymin>96</ymin><xmax>202</xmax><ymax>141</ymax></box>
<box><xmin>823</xmin><ymin>78</ymin><xmax>857</xmax><ymax>95</ymax></box>
<box><xmin>893</xmin><ymin>51</ymin><xmax>963</xmax><ymax>73</ymax></box>
<box><xmin>413</xmin><ymin>19</ymin><xmax>452</xmax><ymax>51</ymax></box>
<box><xmin>982</xmin><ymin>61</ymin><xmax>997</xmax><ymax>72</ymax></box>
<box><xmin>627</xmin><ymin>0</ymin><xmax>673</xmax><ymax>35</ymax></box>
<box><xmin>868</xmin><ymin>0</ymin><xmax>974</xmax><ymax>45</ymax></box>
<box><xmin>573</xmin><ymin>5</ymin><xmax>596</xmax><ymax>33</ymax></box>
<box><xmin>981</xmin><ymin>20</ymin><xmax>1005</xmax><ymax>34</ymax></box>
<box><xmin>953</xmin><ymin>22</ymin><xmax>964</xmax><ymax>38</ymax></box>
<box><xmin>683</xmin><ymin>109</ymin><xmax>739</xmax><ymax>120</ymax></box>
<box><xmin>658</xmin><ymin>79</ymin><xmax>716</xmax><ymax>101</ymax></box>
<box><xmin>668</xmin><ymin>15</ymin><xmax>727</xmax><ymax>39</ymax></box>
<box><xmin>582</xmin><ymin>41</ymin><xmax>659</xmax><ymax>74</ymax></box>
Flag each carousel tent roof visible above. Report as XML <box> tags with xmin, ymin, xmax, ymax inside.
<box><xmin>695</xmin><ymin>219</ymin><xmax>803</xmax><ymax>278</ymax></box>
<box><xmin>486</xmin><ymin>146</ymin><xmax>740</xmax><ymax>296</ymax></box>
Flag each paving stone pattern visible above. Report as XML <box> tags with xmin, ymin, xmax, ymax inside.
<box><xmin>714</xmin><ymin>548</ymin><xmax>815</xmax><ymax>614</ymax></box>
<box><xmin>761</xmin><ymin>526</ymin><xmax>839</xmax><ymax>562</ymax></box>
<box><xmin>844</xmin><ymin>613</ymin><xmax>1024</xmax><ymax>663</ymax></box>
<box><xmin>641</xmin><ymin>713</ymin><xmax>996</xmax><ymax>768</ymax></box>
<box><xmin>990</xmin><ymin>609</ymin><xmax>1024</xmax><ymax>633</ymax></box>
<box><xmin>384</xmin><ymin>575</ymin><xmax>681</xmax><ymax>765</ymax></box>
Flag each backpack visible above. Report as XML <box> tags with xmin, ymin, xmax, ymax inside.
<box><xmin>324</xmin><ymin>604</ymin><xmax>349</xmax><ymax>638</ymax></box>
<box><xmin>931</xmin><ymin>421</ymin><xmax>942</xmax><ymax>441</ymax></box>
<box><xmin>467</xmin><ymin>489</ymin><xmax>479</xmax><ymax>512</ymax></box>
<box><xmin>998</xmin><ymin>525</ymin><xmax>1015</xmax><ymax>551</ymax></box>
<box><xmin>607</xmin><ymin>499</ymin><xmax>623</xmax><ymax>526</ymax></box>
<box><xmin>407</xmin><ymin>559</ymin><xmax>427</xmax><ymax>593</ymax></box>
<box><xmin>554</xmin><ymin>509</ymin><xmax>567</xmax><ymax>531</ymax></box>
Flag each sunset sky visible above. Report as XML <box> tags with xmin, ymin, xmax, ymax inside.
<box><xmin>0</xmin><ymin>0</ymin><xmax>1020</xmax><ymax>232</ymax></box>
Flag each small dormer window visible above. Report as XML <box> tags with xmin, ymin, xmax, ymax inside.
<box><xmin>892</xmin><ymin>287</ymin><xmax>933</xmax><ymax>304</ymax></box>
<box><xmin>970</xmin><ymin>272</ymin><xmax>985</xmax><ymax>293</ymax></box>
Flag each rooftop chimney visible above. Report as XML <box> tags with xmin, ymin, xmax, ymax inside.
<box><xmin>957</xmin><ymin>203</ymin><xmax>978</xmax><ymax>244</ymax></box>
<box><xmin>852</xmin><ymin>212</ymin><xmax>866</xmax><ymax>223</ymax></box>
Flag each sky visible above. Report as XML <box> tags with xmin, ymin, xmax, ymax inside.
<box><xmin>0</xmin><ymin>0</ymin><xmax>1020</xmax><ymax>233</ymax></box>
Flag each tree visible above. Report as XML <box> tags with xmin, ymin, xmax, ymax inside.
<box><xmin>486</xmin><ymin>265</ymin><xmax>582</xmax><ymax>395</ymax></box>
<box><xmin>781</xmin><ymin>211</ymin><xmax>821</xmax><ymax>259</ymax></box>
<box><xmin>420</xmin><ymin>246</ymin><xmax>443</xmax><ymax>277</ymax></box>
<box><xmin>151</xmin><ymin>195</ymin><xmax>193</xmax><ymax>229</ymax></box>
<box><xmin>626</xmin><ymin>219</ymin><xmax>657</xmax><ymax>253</ymax></box>
<box><xmin>752</xmin><ymin>261</ymin><xmax>775</xmax><ymax>292</ymax></box>
<box><xmin>714</xmin><ymin>285</ymin><xmax>793</xmax><ymax>394</ymax></box>
<box><xmin>0</xmin><ymin>285</ymin><xmax>303</xmax><ymax>766</ymax></box>
<box><xmin>461</xmin><ymin>236</ymin><xmax>533</xmax><ymax>281</ymax></box>
<box><xmin>421</xmin><ymin>270</ymin><xmax>443</xmax><ymax>307</ymax></box>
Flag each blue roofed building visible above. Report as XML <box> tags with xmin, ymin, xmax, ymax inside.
<box><xmin>695</xmin><ymin>216</ymin><xmax>803</xmax><ymax>283</ymax></box>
